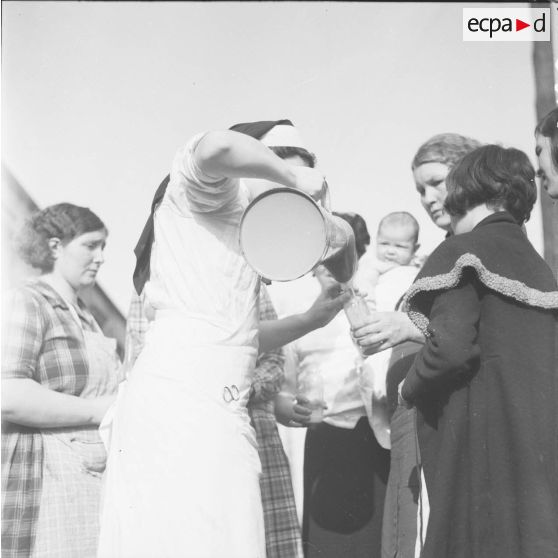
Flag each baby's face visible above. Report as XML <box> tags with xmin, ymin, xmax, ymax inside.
<box><xmin>375</xmin><ymin>224</ymin><xmax>417</xmax><ymax>266</ymax></box>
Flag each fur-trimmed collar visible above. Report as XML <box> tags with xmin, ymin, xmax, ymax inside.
<box><xmin>401</xmin><ymin>212</ymin><xmax>558</xmax><ymax>335</ymax></box>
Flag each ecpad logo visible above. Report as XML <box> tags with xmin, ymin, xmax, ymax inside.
<box><xmin>463</xmin><ymin>8</ymin><xmax>549</xmax><ymax>42</ymax></box>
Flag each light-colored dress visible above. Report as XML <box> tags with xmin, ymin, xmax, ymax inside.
<box><xmin>98</xmin><ymin>134</ymin><xmax>265</xmax><ymax>558</ymax></box>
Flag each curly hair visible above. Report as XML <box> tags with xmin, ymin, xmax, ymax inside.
<box><xmin>18</xmin><ymin>203</ymin><xmax>107</xmax><ymax>272</ymax></box>
<box><xmin>444</xmin><ymin>145</ymin><xmax>537</xmax><ymax>225</ymax></box>
<box><xmin>412</xmin><ymin>133</ymin><xmax>482</xmax><ymax>170</ymax></box>
<box><xmin>333</xmin><ymin>211</ymin><xmax>371</xmax><ymax>259</ymax></box>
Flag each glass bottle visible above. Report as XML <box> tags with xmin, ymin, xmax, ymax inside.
<box><xmin>343</xmin><ymin>286</ymin><xmax>374</xmax><ymax>356</ymax></box>
<box><xmin>343</xmin><ymin>287</ymin><xmax>373</xmax><ymax>329</ymax></box>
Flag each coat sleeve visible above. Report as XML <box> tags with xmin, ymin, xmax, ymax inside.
<box><xmin>401</xmin><ymin>274</ymin><xmax>481</xmax><ymax>403</ymax></box>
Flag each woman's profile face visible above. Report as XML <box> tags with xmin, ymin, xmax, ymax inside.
<box><xmin>52</xmin><ymin>229</ymin><xmax>107</xmax><ymax>291</ymax></box>
<box><xmin>535</xmin><ymin>133</ymin><xmax>558</xmax><ymax>199</ymax></box>
<box><xmin>413</xmin><ymin>162</ymin><xmax>452</xmax><ymax>231</ymax></box>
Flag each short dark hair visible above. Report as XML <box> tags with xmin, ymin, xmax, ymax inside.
<box><xmin>535</xmin><ymin>107</ymin><xmax>558</xmax><ymax>170</ymax></box>
<box><xmin>18</xmin><ymin>203</ymin><xmax>107</xmax><ymax>272</ymax></box>
<box><xmin>378</xmin><ymin>211</ymin><xmax>420</xmax><ymax>244</ymax></box>
<box><xmin>333</xmin><ymin>211</ymin><xmax>371</xmax><ymax>259</ymax></box>
<box><xmin>444</xmin><ymin>145</ymin><xmax>537</xmax><ymax>225</ymax></box>
<box><xmin>269</xmin><ymin>146</ymin><xmax>316</xmax><ymax>168</ymax></box>
<box><xmin>412</xmin><ymin>133</ymin><xmax>482</xmax><ymax>170</ymax></box>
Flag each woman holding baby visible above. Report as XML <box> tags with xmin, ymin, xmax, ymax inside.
<box><xmin>357</xmin><ymin>137</ymin><xmax>558</xmax><ymax>558</ymax></box>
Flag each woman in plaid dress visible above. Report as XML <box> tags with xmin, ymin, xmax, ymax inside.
<box><xmin>1</xmin><ymin>203</ymin><xmax>121</xmax><ymax>558</ymax></box>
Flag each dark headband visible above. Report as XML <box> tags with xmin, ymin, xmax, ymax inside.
<box><xmin>132</xmin><ymin>175</ymin><xmax>170</xmax><ymax>294</ymax></box>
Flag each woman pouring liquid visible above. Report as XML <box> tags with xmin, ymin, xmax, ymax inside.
<box><xmin>97</xmin><ymin>122</ymin><xmax>350</xmax><ymax>558</ymax></box>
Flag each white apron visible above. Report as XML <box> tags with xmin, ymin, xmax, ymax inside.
<box><xmin>32</xmin><ymin>313</ymin><xmax>120</xmax><ymax>558</ymax></box>
<box><xmin>97</xmin><ymin>314</ymin><xmax>265</xmax><ymax>558</ymax></box>
<box><xmin>98</xmin><ymin>138</ymin><xmax>265</xmax><ymax>557</ymax></box>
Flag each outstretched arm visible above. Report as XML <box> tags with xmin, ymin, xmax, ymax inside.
<box><xmin>192</xmin><ymin>130</ymin><xmax>325</xmax><ymax>198</ymax></box>
<box><xmin>258</xmin><ymin>287</ymin><xmax>350</xmax><ymax>353</ymax></box>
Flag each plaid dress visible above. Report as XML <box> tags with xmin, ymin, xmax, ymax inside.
<box><xmin>125</xmin><ymin>285</ymin><xmax>303</xmax><ymax>558</ymax></box>
<box><xmin>250</xmin><ymin>286</ymin><xmax>303</xmax><ymax>558</ymax></box>
<box><xmin>1</xmin><ymin>280</ymin><xmax>112</xmax><ymax>558</ymax></box>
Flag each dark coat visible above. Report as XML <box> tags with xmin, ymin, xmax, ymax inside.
<box><xmin>401</xmin><ymin>212</ymin><xmax>558</xmax><ymax>558</ymax></box>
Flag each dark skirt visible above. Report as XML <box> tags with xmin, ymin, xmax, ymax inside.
<box><xmin>302</xmin><ymin>417</ymin><xmax>390</xmax><ymax>558</ymax></box>
<box><xmin>381</xmin><ymin>404</ymin><xmax>420</xmax><ymax>558</ymax></box>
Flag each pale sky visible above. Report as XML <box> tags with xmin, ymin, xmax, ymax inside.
<box><xmin>2</xmin><ymin>2</ymin><xmax>545</xmax><ymax>312</ymax></box>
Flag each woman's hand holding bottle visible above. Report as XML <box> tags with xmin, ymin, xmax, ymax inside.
<box><xmin>352</xmin><ymin>311</ymin><xmax>425</xmax><ymax>355</ymax></box>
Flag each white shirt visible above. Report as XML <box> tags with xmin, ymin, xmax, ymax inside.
<box><xmin>144</xmin><ymin>132</ymin><xmax>260</xmax><ymax>350</ymax></box>
<box><xmin>270</xmin><ymin>275</ymin><xmax>365</xmax><ymax>429</ymax></box>
<box><xmin>357</xmin><ymin>264</ymin><xmax>419</xmax><ymax>448</ymax></box>
<box><xmin>374</xmin><ymin>265</ymin><xmax>420</xmax><ymax>311</ymax></box>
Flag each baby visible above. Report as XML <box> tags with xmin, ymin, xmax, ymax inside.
<box><xmin>355</xmin><ymin>212</ymin><xmax>421</xmax><ymax>449</ymax></box>
<box><xmin>356</xmin><ymin>211</ymin><xmax>420</xmax><ymax>311</ymax></box>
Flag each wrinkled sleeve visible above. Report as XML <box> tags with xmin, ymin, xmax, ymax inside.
<box><xmin>170</xmin><ymin>132</ymin><xmax>240</xmax><ymax>214</ymax></box>
<box><xmin>251</xmin><ymin>285</ymin><xmax>285</xmax><ymax>403</ymax></box>
<box><xmin>2</xmin><ymin>289</ymin><xmax>44</xmax><ymax>380</ymax></box>
<box><xmin>402</xmin><ymin>275</ymin><xmax>481</xmax><ymax>403</ymax></box>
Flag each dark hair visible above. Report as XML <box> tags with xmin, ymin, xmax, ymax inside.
<box><xmin>18</xmin><ymin>203</ymin><xmax>107</xmax><ymax>272</ymax></box>
<box><xmin>378</xmin><ymin>211</ymin><xmax>420</xmax><ymax>244</ymax></box>
<box><xmin>444</xmin><ymin>145</ymin><xmax>537</xmax><ymax>225</ymax></box>
<box><xmin>535</xmin><ymin>107</ymin><xmax>558</xmax><ymax>170</ymax></box>
<box><xmin>333</xmin><ymin>211</ymin><xmax>371</xmax><ymax>259</ymax></box>
<box><xmin>269</xmin><ymin>146</ymin><xmax>317</xmax><ymax>168</ymax></box>
<box><xmin>412</xmin><ymin>133</ymin><xmax>482</xmax><ymax>170</ymax></box>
